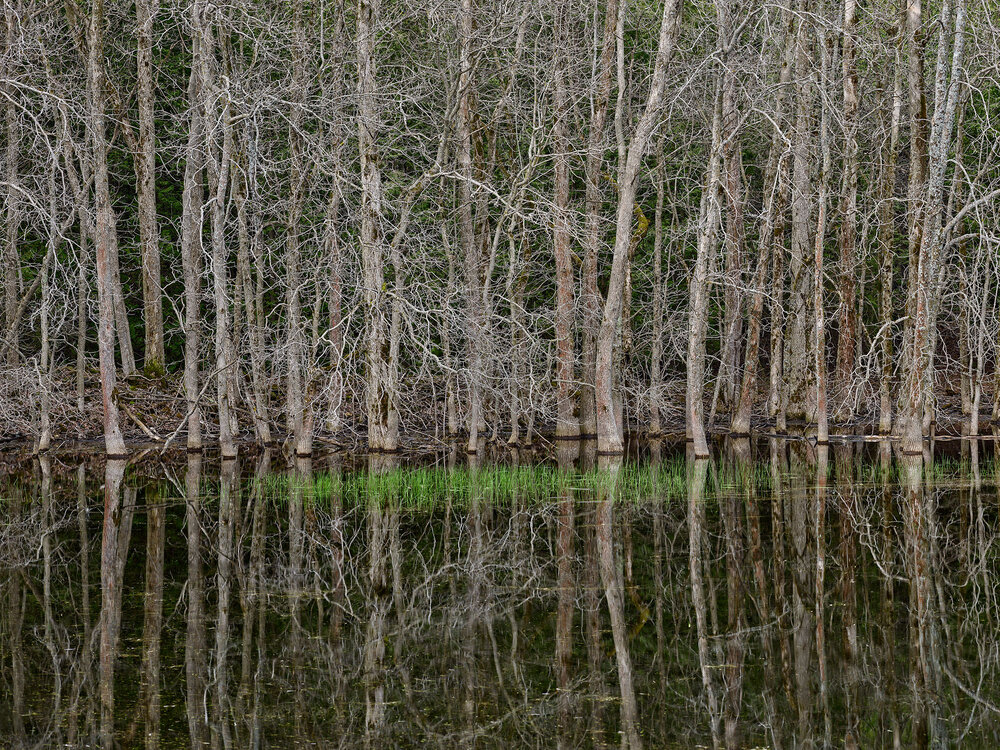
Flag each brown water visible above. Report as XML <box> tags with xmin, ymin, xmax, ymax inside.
<box><xmin>1</xmin><ymin>438</ymin><xmax>998</xmax><ymax>748</ymax></box>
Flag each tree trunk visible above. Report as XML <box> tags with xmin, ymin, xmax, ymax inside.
<box><xmin>198</xmin><ymin>10</ymin><xmax>237</xmax><ymax>458</ymax></box>
<box><xmin>899</xmin><ymin>0</ymin><xmax>928</xmax><ymax>442</ymax></box>
<box><xmin>595</xmin><ymin>0</ymin><xmax>682</xmax><ymax>453</ymax></box>
<box><xmin>814</xmin><ymin>24</ymin><xmax>832</xmax><ymax>444</ymax></box>
<box><xmin>687</xmin><ymin>87</ymin><xmax>723</xmax><ymax>459</ymax></box>
<box><xmin>903</xmin><ymin>0</ymin><xmax>966</xmax><ymax>454</ymax></box>
<box><xmin>877</xmin><ymin>35</ymin><xmax>903</xmax><ymax>435</ymax></box>
<box><xmin>3</xmin><ymin>5</ymin><xmax>19</xmax><ymax>365</ymax></box>
<box><xmin>234</xmin><ymin>152</ymin><xmax>271</xmax><ymax>444</ymax></box>
<box><xmin>457</xmin><ymin>0</ymin><xmax>483</xmax><ymax>452</ymax></box>
<box><xmin>357</xmin><ymin>0</ymin><xmax>398</xmax><ymax>452</ymax></box>
<box><xmin>110</xmin><ymin>235</ymin><xmax>136</xmax><ymax>377</ymax></box>
<box><xmin>136</xmin><ymin>0</ymin><xmax>164</xmax><ymax>373</ymax></box>
<box><xmin>834</xmin><ymin>0</ymin><xmax>859</xmax><ymax>424</ymax></box>
<box><xmin>181</xmin><ymin>3</ymin><xmax>205</xmax><ymax>451</ymax></box>
<box><xmin>551</xmin><ymin>0</ymin><xmax>577</xmax><ymax>438</ymax></box>
<box><xmin>87</xmin><ymin>0</ymin><xmax>127</xmax><ymax>456</ymax></box>
<box><xmin>579</xmin><ymin>0</ymin><xmax>618</xmax><ymax>438</ymax></box>
<box><xmin>768</xmin><ymin>167</ymin><xmax>789</xmax><ymax>432</ymax></box>
<box><xmin>715</xmin><ymin>0</ymin><xmax>746</xmax><ymax>418</ymax></box>
<box><xmin>76</xmin><ymin>226</ymin><xmax>89</xmax><ymax>412</ymax></box>
<box><xmin>287</xmin><ymin>0</ymin><xmax>312</xmax><ymax>456</ymax></box>
<box><xmin>324</xmin><ymin>187</ymin><xmax>345</xmax><ymax>436</ymax></box>
<box><xmin>649</xmin><ymin>140</ymin><xmax>666</xmax><ymax>436</ymax></box>
<box><xmin>733</xmin><ymin>0</ymin><xmax>794</xmax><ymax>436</ymax></box>
<box><xmin>785</xmin><ymin>0</ymin><xmax>815</xmax><ymax>424</ymax></box>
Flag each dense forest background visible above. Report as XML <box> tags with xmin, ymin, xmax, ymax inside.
<box><xmin>1</xmin><ymin>0</ymin><xmax>997</xmax><ymax>455</ymax></box>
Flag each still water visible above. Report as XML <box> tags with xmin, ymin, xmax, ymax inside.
<box><xmin>1</xmin><ymin>438</ymin><xmax>999</xmax><ymax>748</ymax></box>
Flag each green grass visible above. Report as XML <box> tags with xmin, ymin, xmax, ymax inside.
<box><xmin>249</xmin><ymin>457</ymin><xmax>776</xmax><ymax>510</ymax></box>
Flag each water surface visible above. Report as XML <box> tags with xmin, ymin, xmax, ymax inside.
<box><xmin>2</xmin><ymin>439</ymin><xmax>999</xmax><ymax>748</ymax></box>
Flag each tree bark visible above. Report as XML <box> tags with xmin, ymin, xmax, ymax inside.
<box><xmin>579</xmin><ymin>0</ymin><xmax>619</xmax><ymax>438</ymax></box>
<box><xmin>814</xmin><ymin>24</ymin><xmax>832</xmax><ymax>444</ymax></box>
<box><xmin>877</xmin><ymin>34</ymin><xmax>903</xmax><ymax>435</ymax></box>
<box><xmin>457</xmin><ymin>0</ymin><xmax>483</xmax><ymax>452</ymax></box>
<box><xmin>287</xmin><ymin>0</ymin><xmax>311</xmax><ymax>456</ymax></box>
<box><xmin>234</xmin><ymin>149</ymin><xmax>271</xmax><ymax>444</ymax></box>
<box><xmin>357</xmin><ymin>0</ymin><xmax>398</xmax><ymax>452</ymax></box>
<box><xmin>551</xmin><ymin>0</ymin><xmax>577</xmax><ymax>438</ymax></box>
<box><xmin>733</xmin><ymin>0</ymin><xmax>794</xmax><ymax>436</ymax></box>
<box><xmin>785</xmin><ymin>0</ymin><xmax>815</xmax><ymax>424</ymax></box>
<box><xmin>834</xmin><ymin>0</ymin><xmax>859</xmax><ymax>423</ymax></box>
<box><xmin>198</xmin><ymin>9</ymin><xmax>237</xmax><ymax>458</ymax></box>
<box><xmin>650</xmin><ymin>140</ymin><xmax>666</xmax><ymax>436</ymax></box>
<box><xmin>687</xmin><ymin>86</ymin><xmax>723</xmax><ymax>459</ymax></box>
<box><xmin>714</xmin><ymin>0</ymin><xmax>746</xmax><ymax>418</ymax></box>
<box><xmin>595</xmin><ymin>0</ymin><xmax>682</xmax><ymax>453</ymax></box>
<box><xmin>87</xmin><ymin>0</ymin><xmax>128</xmax><ymax>456</ymax></box>
<box><xmin>3</xmin><ymin>5</ymin><xmax>19</xmax><ymax>366</ymax></box>
<box><xmin>903</xmin><ymin>0</ymin><xmax>966</xmax><ymax>453</ymax></box>
<box><xmin>181</xmin><ymin>2</ymin><xmax>205</xmax><ymax>451</ymax></box>
<box><xmin>898</xmin><ymin>0</ymin><xmax>928</xmax><ymax>441</ymax></box>
<box><xmin>136</xmin><ymin>0</ymin><xmax>164</xmax><ymax>372</ymax></box>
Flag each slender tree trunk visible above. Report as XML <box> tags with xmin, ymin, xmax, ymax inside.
<box><xmin>969</xmin><ymin>279</ymin><xmax>987</xmax><ymax>436</ymax></box>
<box><xmin>835</xmin><ymin>0</ymin><xmax>859</xmax><ymax>423</ymax></box>
<box><xmin>3</xmin><ymin>5</ymin><xmax>19</xmax><ymax>365</ymax></box>
<box><xmin>731</xmin><ymin>229</ymin><xmax>769</xmax><ymax>436</ymax></box>
<box><xmin>457</xmin><ymin>0</ymin><xmax>483</xmax><ymax>452</ymax></box>
<box><xmin>877</xmin><ymin>36</ymin><xmax>903</xmax><ymax>435</ymax></box>
<box><xmin>442</xmin><ymin>224</ymin><xmax>460</xmax><ymax>438</ymax></box>
<box><xmin>199</xmin><ymin>11</ymin><xmax>236</xmax><ymax>458</ymax></box>
<box><xmin>899</xmin><ymin>0</ymin><xmax>928</xmax><ymax>442</ymax></box>
<box><xmin>715</xmin><ymin>0</ymin><xmax>746</xmax><ymax>418</ymax></box>
<box><xmin>504</xmin><ymin>227</ymin><xmax>522</xmax><ymax>443</ymax></box>
<box><xmin>136</xmin><ymin>0</ymin><xmax>164</xmax><ymax>372</ymax></box>
<box><xmin>357</xmin><ymin>0</ymin><xmax>397</xmax><ymax>452</ymax></box>
<box><xmin>551</xmin><ymin>0</ymin><xmax>577</xmax><ymax>438</ymax></box>
<box><xmin>37</xmin><ymin>167</ymin><xmax>58</xmax><ymax>452</ymax></box>
<box><xmin>650</xmin><ymin>141</ymin><xmax>666</xmax><ymax>435</ymax></box>
<box><xmin>595</xmin><ymin>0</ymin><xmax>682</xmax><ymax>453</ymax></box>
<box><xmin>87</xmin><ymin>0</ymin><xmax>127</xmax><ymax>456</ymax></box>
<box><xmin>579</xmin><ymin>0</ymin><xmax>619</xmax><ymax>438</ymax></box>
<box><xmin>110</xmin><ymin>235</ymin><xmax>136</xmax><ymax>376</ymax></box>
<box><xmin>814</xmin><ymin>25</ymin><xmax>831</xmax><ymax>444</ymax></box>
<box><xmin>76</xmin><ymin>227</ymin><xmax>89</xmax><ymax>412</ymax></box>
<box><xmin>785</xmin><ymin>0</ymin><xmax>815</xmax><ymax>424</ymax></box>
<box><xmin>687</xmin><ymin>87</ymin><xmax>723</xmax><ymax>459</ymax></box>
<box><xmin>322</xmin><ymin>6</ymin><xmax>347</xmax><ymax>437</ymax></box>
<box><xmin>181</xmin><ymin>3</ymin><xmax>205</xmax><ymax>451</ymax></box>
<box><xmin>38</xmin><ymin>236</ymin><xmax>52</xmax><ymax>452</ymax></box>
<box><xmin>768</xmin><ymin>170</ymin><xmax>789</xmax><ymax>432</ymax></box>
<box><xmin>286</xmin><ymin>0</ymin><xmax>312</xmax><ymax>456</ymax></box>
<box><xmin>734</xmin><ymin>1</ymin><xmax>794</xmax><ymax>436</ymax></box>
<box><xmin>234</xmin><ymin>158</ymin><xmax>271</xmax><ymax>443</ymax></box>
<box><xmin>324</xmin><ymin>187</ymin><xmax>345</xmax><ymax>435</ymax></box>
<box><xmin>924</xmin><ymin>3</ymin><xmax>967</xmax><ymax>441</ymax></box>
<box><xmin>903</xmin><ymin>0</ymin><xmax>966</xmax><ymax>454</ymax></box>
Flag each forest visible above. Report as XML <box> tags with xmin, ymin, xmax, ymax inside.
<box><xmin>0</xmin><ymin>0</ymin><xmax>996</xmax><ymax>457</ymax></box>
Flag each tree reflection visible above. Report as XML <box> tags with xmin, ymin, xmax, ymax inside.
<box><xmin>141</xmin><ymin>475</ymin><xmax>165</xmax><ymax>750</ymax></box>
<box><xmin>99</xmin><ymin>458</ymin><xmax>131</xmax><ymax>749</ymax></box>
<box><xmin>4</xmin><ymin>443</ymin><xmax>1000</xmax><ymax>746</ymax></box>
<box><xmin>185</xmin><ymin>454</ymin><xmax>209</xmax><ymax>748</ymax></box>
